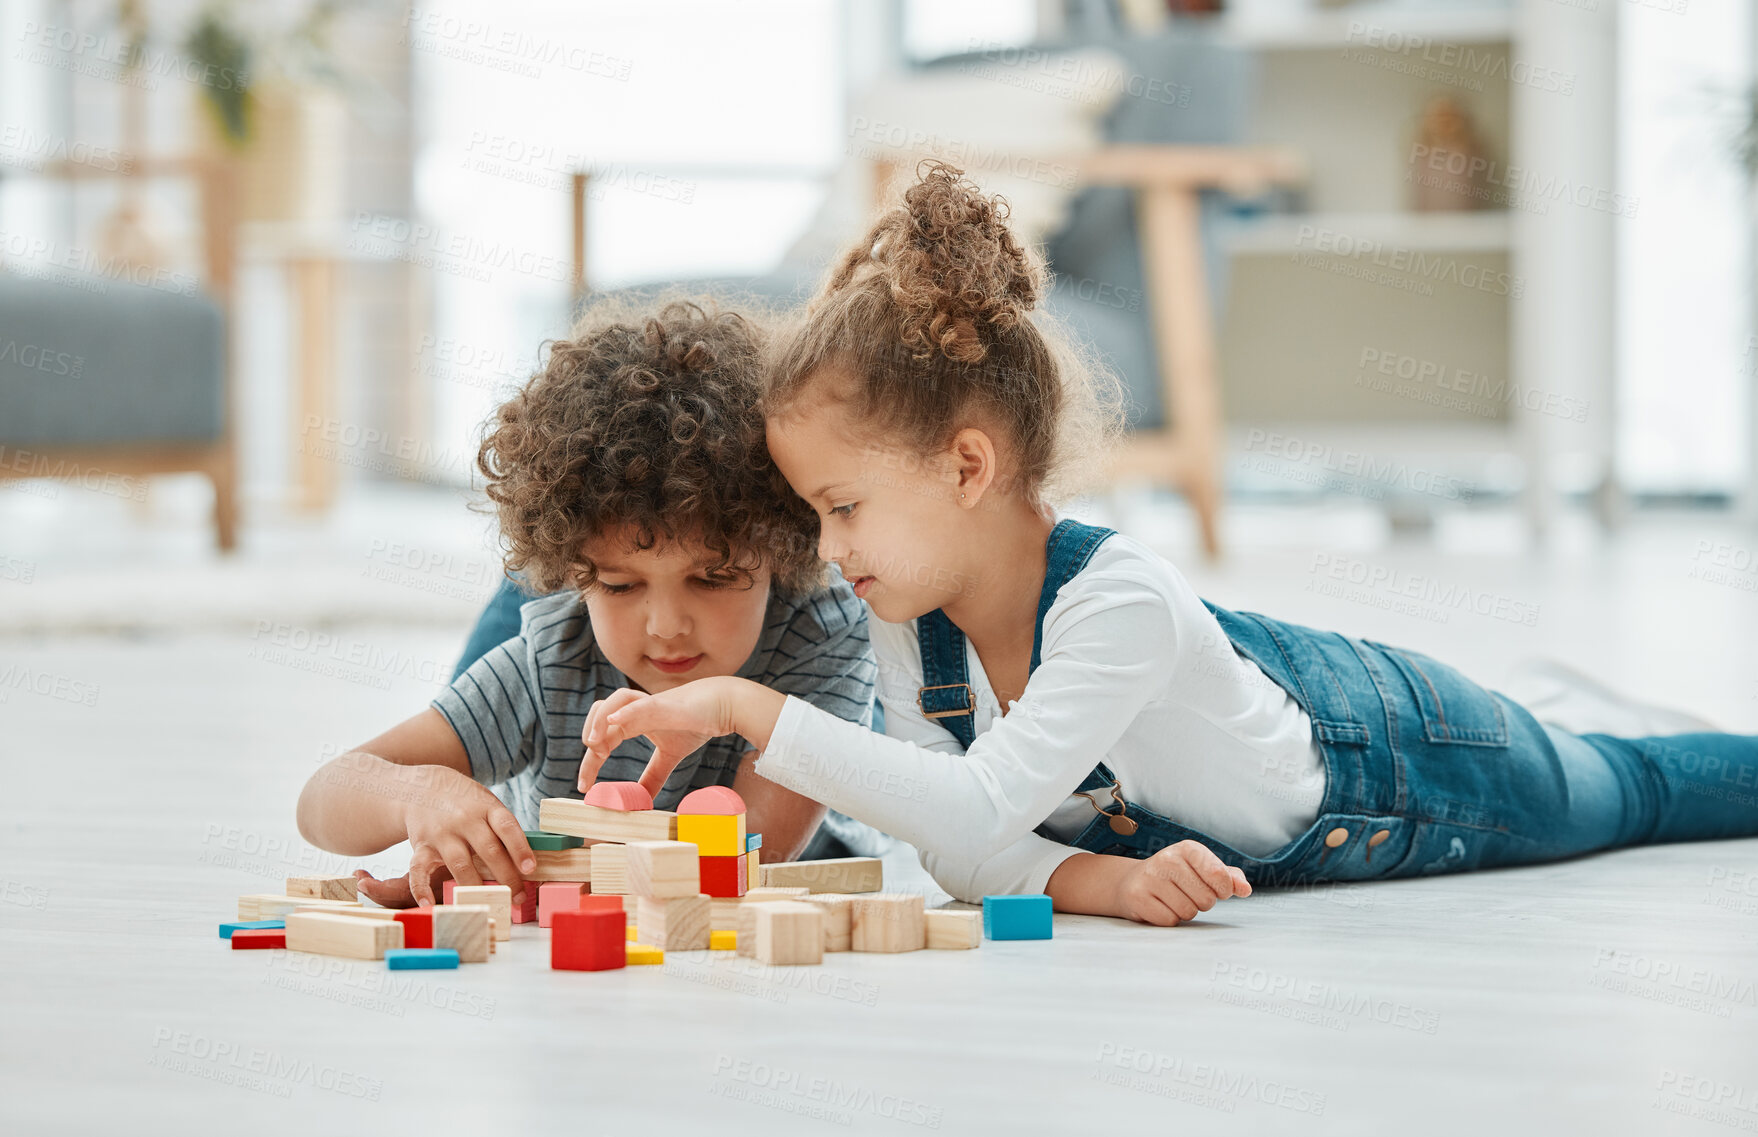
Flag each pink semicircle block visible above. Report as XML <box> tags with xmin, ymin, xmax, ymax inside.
<box><xmin>678</xmin><ymin>785</ymin><xmax>746</xmax><ymax>815</ymax></box>
<box><xmin>582</xmin><ymin>781</ymin><xmax>654</xmax><ymax>812</ymax></box>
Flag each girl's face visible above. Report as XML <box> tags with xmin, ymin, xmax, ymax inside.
<box><xmin>766</xmin><ymin>396</ymin><xmax>973</xmax><ymax>625</ymax></box>
<box><xmin>578</xmin><ymin>527</ymin><xmax>771</xmax><ymax>694</ymax></box>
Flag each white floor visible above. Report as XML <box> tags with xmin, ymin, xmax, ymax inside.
<box><xmin>2</xmin><ymin>479</ymin><xmax>1756</xmax><ymax>1134</ymax></box>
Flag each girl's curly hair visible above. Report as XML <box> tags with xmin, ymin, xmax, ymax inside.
<box><xmin>766</xmin><ymin>160</ymin><xmax>1124</xmax><ymax>508</ymax></box>
<box><xmin>478</xmin><ymin>297</ymin><xmax>824</xmax><ymax>596</ymax></box>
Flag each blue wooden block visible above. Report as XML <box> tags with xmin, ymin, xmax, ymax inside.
<box><xmin>745</xmin><ymin>833</ymin><xmax>762</xmax><ymax>852</ymax></box>
<box><xmin>219</xmin><ymin>919</ymin><xmax>285</xmax><ymax>939</ymax></box>
<box><xmin>982</xmin><ymin>895</ymin><xmax>1052</xmax><ymax>940</ymax></box>
<box><xmin>386</xmin><ymin>948</ymin><xmax>460</xmax><ymax>970</ymax></box>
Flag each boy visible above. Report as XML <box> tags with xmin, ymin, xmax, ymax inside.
<box><xmin>296</xmin><ymin>299</ymin><xmax>875</xmax><ymax>909</ymax></box>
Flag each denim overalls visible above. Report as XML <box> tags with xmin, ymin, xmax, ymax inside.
<box><xmin>916</xmin><ymin>519</ymin><xmax>1758</xmax><ymax>888</ymax></box>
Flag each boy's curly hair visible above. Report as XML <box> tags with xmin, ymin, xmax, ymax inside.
<box><xmin>478</xmin><ymin>297</ymin><xmax>825</xmax><ymax>597</ymax></box>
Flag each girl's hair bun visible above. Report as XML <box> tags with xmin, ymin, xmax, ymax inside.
<box><xmin>837</xmin><ymin>159</ymin><xmax>1043</xmax><ymax>365</ymax></box>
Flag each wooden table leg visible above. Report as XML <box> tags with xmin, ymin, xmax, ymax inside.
<box><xmin>292</xmin><ymin>256</ymin><xmax>337</xmax><ymax>512</ymax></box>
<box><xmin>1136</xmin><ymin>186</ymin><xmax>1223</xmax><ymax>559</ymax></box>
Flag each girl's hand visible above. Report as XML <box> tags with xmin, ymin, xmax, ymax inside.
<box><xmin>351</xmin><ymin>865</ymin><xmax>450</xmax><ymax>909</ymax></box>
<box><xmin>399</xmin><ymin>765</ymin><xmax>537</xmax><ymax>908</ymax></box>
<box><xmin>1115</xmin><ymin>840</ymin><xmax>1251</xmax><ymax>926</ymax></box>
<box><xmin>579</xmin><ymin>678</ymin><xmax>737</xmax><ymax>798</ymax></box>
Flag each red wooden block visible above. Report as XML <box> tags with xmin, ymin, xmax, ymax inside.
<box><xmin>579</xmin><ymin>895</ymin><xmax>625</xmax><ymax>914</ymax></box>
<box><xmin>511</xmin><ymin>887</ymin><xmax>538</xmax><ymax>925</ymax></box>
<box><xmin>442</xmin><ymin>879</ymin><xmax>454</xmax><ymax>905</ymax></box>
<box><xmin>551</xmin><ymin>909</ymin><xmax>625</xmax><ymax>971</ymax></box>
<box><xmin>230</xmin><ymin>928</ymin><xmax>286</xmax><ymax>950</ymax></box>
<box><xmin>538</xmin><ymin>882</ymin><xmax>591</xmax><ymax>928</ymax></box>
<box><xmin>678</xmin><ymin>785</ymin><xmax>745</xmax><ymax>815</ymax></box>
<box><xmin>699</xmin><ymin>854</ymin><xmax>747</xmax><ymax>898</ymax></box>
<box><xmin>393</xmin><ymin>909</ymin><xmax>434</xmax><ymax>949</ymax></box>
<box><xmin>583</xmin><ymin>780</ymin><xmax>654</xmax><ymax>811</ymax></box>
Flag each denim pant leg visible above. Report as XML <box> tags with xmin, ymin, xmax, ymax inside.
<box><xmin>1573</xmin><ymin>731</ymin><xmax>1758</xmax><ymax>847</ymax></box>
<box><xmin>452</xmin><ymin>576</ymin><xmax>541</xmax><ymax>681</ymax></box>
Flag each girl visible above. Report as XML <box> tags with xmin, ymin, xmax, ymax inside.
<box><xmin>577</xmin><ymin>164</ymin><xmax>1758</xmax><ymax>927</ymax></box>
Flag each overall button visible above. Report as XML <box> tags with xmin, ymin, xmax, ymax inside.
<box><xmin>1368</xmin><ymin>830</ymin><xmax>1391</xmax><ymax>848</ymax></box>
<box><xmin>1324</xmin><ymin>827</ymin><xmax>1350</xmax><ymax>848</ymax></box>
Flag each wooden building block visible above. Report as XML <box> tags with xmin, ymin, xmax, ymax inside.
<box><xmin>238</xmin><ymin>894</ymin><xmax>360</xmax><ymax>921</ymax></box>
<box><xmin>452</xmin><ymin>885</ymin><xmax>513</xmax><ymax>941</ymax></box>
<box><xmin>625</xmin><ymin>943</ymin><xmax>664</xmax><ymax>965</ymax></box>
<box><xmin>677</xmin><ymin>812</ymin><xmax>746</xmax><ymax>857</ymax></box>
<box><xmin>734</xmin><ymin>888</ymin><xmax>810</xmax><ymax>957</ymax></box>
<box><xmin>590</xmin><ymin>843</ymin><xmax>629</xmax><ymax>894</ymax></box>
<box><xmin>430</xmin><ymin>904</ymin><xmax>491</xmax><ymax>963</ymax></box>
<box><xmin>540</xmin><ymin>797</ymin><xmax>676</xmax><ymax>842</ymax></box>
<box><xmin>296</xmin><ymin>904</ymin><xmax>397</xmax><ymax>920</ymax></box>
<box><xmin>393</xmin><ymin>909</ymin><xmax>433</xmax><ymax>949</ymax></box>
<box><xmin>801</xmin><ymin>894</ymin><xmax>855</xmax><ymax>952</ymax></box>
<box><xmin>579</xmin><ymin>894</ymin><xmax>625</xmax><ymax>914</ymax></box>
<box><xmin>924</xmin><ymin>909</ymin><xmax>982</xmax><ymax>950</ymax></box>
<box><xmin>760</xmin><ymin>857</ymin><xmax>883</xmax><ymax>894</ymax></box>
<box><xmin>386</xmin><ymin>948</ymin><xmax>459</xmax><ymax>970</ymax></box>
<box><xmin>745</xmin><ymin>849</ymin><xmax>759</xmax><ymax>891</ymax></box>
<box><xmin>850</xmin><ymin>894</ymin><xmax>925</xmax><ymax>953</ymax></box>
<box><xmin>753</xmin><ymin>902</ymin><xmax>824</xmax><ymax>966</ymax></box>
<box><xmin>745</xmin><ymin>833</ymin><xmax>762</xmax><ymax>852</ymax></box>
<box><xmin>626</xmin><ymin>840</ymin><xmax>701</xmax><ymax>899</ymax></box>
<box><xmin>537</xmin><ymin>882</ymin><xmax>592</xmax><ymax>928</ymax></box>
<box><xmin>512</xmin><ymin>887</ymin><xmax>538</xmax><ymax>924</ymax></box>
<box><xmin>677</xmin><ymin>785</ymin><xmax>746</xmax><ymax>815</ymax></box>
<box><xmin>744</xmin><ymin>887</ymin><xmax>809</xmax><ymax>902</ymax></box>
<box><xmin>634</xmin><ymin>893</ymin><xmax>711</xmax><ymax>951</ymax></box>
<box><xmin>472</xmin><ymin>848</ymin><xmax>598</xmax><ymax>884</ymax></box>
<box><xmin>710</xmin><ymin>898</ymin><xmax>743</xmax><ymax>932</ymax></box>
<box><xmin>551</xmin><ymin>908</ymin><xmax>625</xmax><ymax>971</ymax></box>
<box><xmin>230</xmin><ymin>928</ymin><xmax>286</xmax><ymax>950</ymax></box>
<box><xmin>699</xmin><ymin>854</ymin><xmax>746</xmax><ymax>898</ymax></box>
<box><xmin>982</xmin><ymin>894</ymin><xmax>1052</xmax><ymax>940</ymax></box>
<box><xmin>582</xmin><ymin>780</ymin><xmax>654</xmax><ymax>811</ymax></box>
<box><xmin>523</xmin><ymin>829</ymin><xmax>585</xmax><ymax>850</ymax></box>
<box><xmin>709</xmin><ymin>930</ymin><xmax>736</xmax><ymax>951</ymax></box>
<box><xmin>219</xmin><ymin>919</ymin><xmax>284</xmax><ymax>939</ymax></box>
<box><xmin>286</xmin><ymin>875</ymin><xmax>358</xmax><ymax>902</ymax></box>
<box><xmin>285</xmin><ymin>911</ymin><xmax>405</xmax><ymax>960</ymax></box>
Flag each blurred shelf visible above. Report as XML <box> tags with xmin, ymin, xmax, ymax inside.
<box><xmin>1219</xmin><ymin>210</ymin><xmax>1512</xmax><ymax>254</ymax></box>
<box><xmin>1212</xmin><ymin>2</ymin><xmax>1514</xmax><ymax>51</ymax></box>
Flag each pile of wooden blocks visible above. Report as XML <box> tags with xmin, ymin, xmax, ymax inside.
<box><xmin>224</xmin><ymin>874</ymin><xmax>497</xmax><ymax>969</ymax></box>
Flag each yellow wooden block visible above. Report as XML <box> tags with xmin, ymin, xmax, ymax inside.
<box><xmin>677</xmin><ymin>813</ymin><xmax>746</xmax><ymax>858</ymax></box>
<box><xmin>626</xmin><ymin>923</ymin><xmax>637</xmax><ymax>941</ymax></box>
<box><xmin>709</xmin><ymin>929</ymin><xmax>737</xmax><ymax>951</ymax></box>
<box><xmin>626</xmin><ymin>943</ymin><xmax>664</xmax><ymax>965</ymax></box>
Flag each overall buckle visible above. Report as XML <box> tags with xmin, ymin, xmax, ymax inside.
<box><xmin>917</xmin><ymin>682</ymin><xmax>975</xmax><ymax>720</ymax></box>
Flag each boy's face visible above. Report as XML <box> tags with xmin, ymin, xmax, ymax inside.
<box><xmin>765</xmin><ymin>393</ymin><xmax>972</xmax><ymax>625</ymax></box>
<box><xmin>579</xmin><ymin>528</ymin><xmax>771</xmax><ymax>694</ymax></box>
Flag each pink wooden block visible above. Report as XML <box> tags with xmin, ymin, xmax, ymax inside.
<box><xmin>538</xmin><ymin>881</ymin><xmax>592</xmax><ymax>928</ymax></box>
<box><xmin>582</xmin><ymin>781</ymin><xmax>654</xmax><ymax>812</ymax></box>
<box><xmin>677</xmin><ymin>785</ymin><xmax>745</xmax><ymax>815</ymax></box>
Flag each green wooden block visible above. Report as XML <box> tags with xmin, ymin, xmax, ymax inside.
<box><xmin>524</xmin><ymin>829</ymin><xmax>585</xmax><ymax>851</ymax></box>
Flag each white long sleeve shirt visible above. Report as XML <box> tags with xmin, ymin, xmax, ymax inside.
<box><xmin>754</xmin><ymin>530</ymin><xmax>1327</xmax><ymax>903</ymax></box>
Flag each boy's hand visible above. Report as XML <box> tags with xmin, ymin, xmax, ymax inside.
<box><xmin>400</xmin><ymin>765</ymin><xmax>537</xmax><ymax>908</ymax></box>
<box><xmin>351</xmin><ymin>865</ymin><xmax>450</xmax><ymax>909</ymax></box>
<box><xmin>579</xmin><ymin>679</ymin><xmax>737</xmax><ymax>798</ymax></box>
<box><xmin>1115</xmin><ymin>840</ymin><xmax>1251</xmax><ymax>926</ymax></box>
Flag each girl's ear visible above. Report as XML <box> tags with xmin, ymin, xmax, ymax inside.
<box><xmin>949</xmin><ymin>426</ymin><xmax>999</xmax><ymax>508</ymax></box>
